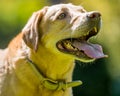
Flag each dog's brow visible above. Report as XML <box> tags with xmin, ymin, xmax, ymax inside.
<box><xmin>61</xmin><ymin>7</ymin><xmax>68</xmax><ymax>11</ymax></box>
<box><xmin>75</xmin><ymin>6</ymin><xmax>85</xmax><ymax>11</ymax></box>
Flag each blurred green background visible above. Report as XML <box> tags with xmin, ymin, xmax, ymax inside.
<box><xmin>0</xmin><ymin>0</ymin><xmax>120</xmax><ymax>96</ymax></box>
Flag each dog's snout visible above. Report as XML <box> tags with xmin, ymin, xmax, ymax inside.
<box><xmin>87</xmin><ymin>11</ymin><xmax>101</xmax><ymax>19</ymax></box>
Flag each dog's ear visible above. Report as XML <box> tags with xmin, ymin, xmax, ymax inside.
<box><xmin>22</xmin><ymin>7</ymin><xmax>48</xmax><ymax>52</ymax></box>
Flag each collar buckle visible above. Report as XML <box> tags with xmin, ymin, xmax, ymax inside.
<box><xmin>42</xmin><ymin>78</ymin><xmax>82</xmax><ymax>91</ymax></box>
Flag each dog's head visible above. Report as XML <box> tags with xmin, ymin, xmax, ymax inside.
<box><xmin>22</xmin><ymin>3</ymin><xmax>107</xmax><ymax>62</ymax></box>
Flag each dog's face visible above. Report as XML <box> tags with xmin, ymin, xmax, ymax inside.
<box><xmin>23</xmin><ymin>4</ymin><xmax>106</xmax><ymax>62</ymax></box>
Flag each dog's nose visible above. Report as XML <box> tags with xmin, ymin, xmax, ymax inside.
<box><xmin>87</xmin><ymin>11</ymin><xmax>101</xmax><ymax>19</ymax></box>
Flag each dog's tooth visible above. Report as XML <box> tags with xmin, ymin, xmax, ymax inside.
<box><xmin>74</xmin><ymin>47</ymin><xmax>78</xmax><ymax>51</ymax></box>
<box><xmin>66</xmin><ymin>43</ymin><xmax>74</xmax><ymax>49</ymax></box>
<box><xmin>94</xmin><ymin>27</ymin><xmax>97</xmax><ymax>32</ymax></box>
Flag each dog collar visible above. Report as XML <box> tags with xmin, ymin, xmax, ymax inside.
<box><xmin>26</xmin><ymin>58</ymin><xmax>82</xmax><ymax>91</ymax></box>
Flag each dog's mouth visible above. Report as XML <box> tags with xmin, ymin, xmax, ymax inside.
<box><xmin>56</xmin><ymin>27</ymin><xmax>107</xmax><ymax>60</ymax></box>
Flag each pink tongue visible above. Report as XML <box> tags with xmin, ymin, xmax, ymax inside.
<box><xmin>73</xmin><ymin>41</ymin><xmax>107</xmax><ymax>59</ymax></box>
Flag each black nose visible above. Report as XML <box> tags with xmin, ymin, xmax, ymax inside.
<box><xmin>87</xmin><ymin>11</ymin><xmax>101</xmax><ymax>19</ymax></box>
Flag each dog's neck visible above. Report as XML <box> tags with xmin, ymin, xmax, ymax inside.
<box><xmin>29</xmin><ymin>45</ymin><xmax>75</xmax><ymax>81</ymax></box>
<box><xmin>26</xmin><ymin>57</ymin><xmax>82</xmax><ymax>91</ymax></box>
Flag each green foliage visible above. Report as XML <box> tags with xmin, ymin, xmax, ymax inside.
<box><xmin>0</xmin><ymin>0</ymin><xmax>49</xmax><ymax>48</ymax></box>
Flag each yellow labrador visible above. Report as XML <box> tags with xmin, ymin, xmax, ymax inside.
<box><xmin>0</xmin><ymin>3</ymin><xmax>107</xmax><ymax>96</ymax></box>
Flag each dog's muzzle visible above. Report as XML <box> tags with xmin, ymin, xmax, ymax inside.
<box><xmin>56</xmin><ymin>12</ymin><xmax>107</xmax><ymax>60</ymax></box>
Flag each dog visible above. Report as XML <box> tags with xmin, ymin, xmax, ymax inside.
<box><xmin>0</xmin><ymin>3</ymin><xmax>107</xmax><ymax>96</ymax></box>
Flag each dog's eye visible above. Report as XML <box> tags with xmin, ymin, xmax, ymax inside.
<box><xmin>57</xmin><ymin>13</ymin><xmax>67</xmax><ymax>20</ymax></box>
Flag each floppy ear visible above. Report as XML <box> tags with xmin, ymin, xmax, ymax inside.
<box><xmin>22</xmin><ymin>7</ymin><xmax>48</xmax><ymax>52</ymax></box>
